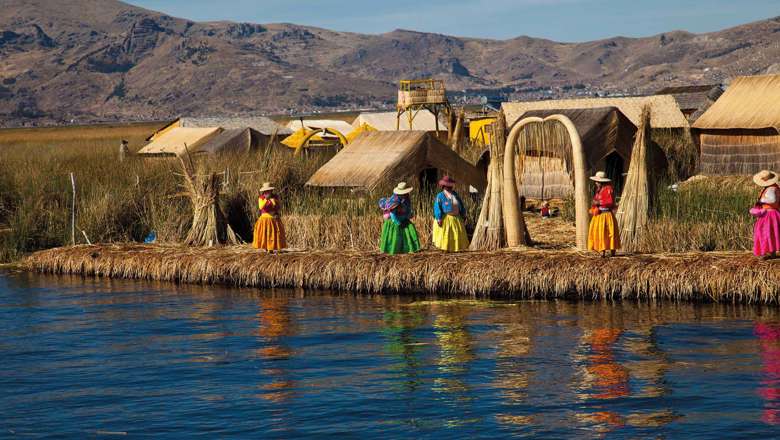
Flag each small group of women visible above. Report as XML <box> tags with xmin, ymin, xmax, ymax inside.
<box><xmin>378</xmin><ymin>175</ymin><xmax>469</xmax><ymax>255</ymax></box>
<box><xmin>249</xmin><ymin>176</ymin><xmax>469</xmax><ymax>255</ymax></box>
<box><xmin>251</xmin><ymin>168</ymin><xmax>780</xmax><ymax>261</ymax></box>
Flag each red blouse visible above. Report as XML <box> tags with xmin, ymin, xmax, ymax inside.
<box><xmin>593</xmin><ymin>185</ymin><xmax>615</xmax><ymax>210</ymax></box>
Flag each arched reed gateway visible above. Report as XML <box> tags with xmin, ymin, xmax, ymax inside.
<box><xmin>507</xmin><ymin>107</ymin><xmax>638</xmax><ymax>199</ymax></box>
<box><xmin>501</xmin><ymin>115</ymin><xmax>590</xmax><ymax>248</ymax></box>
<box><xmin>693</xmin><ymin>74</ymin><xmax>780</xmax><ymax>175</ymax></box>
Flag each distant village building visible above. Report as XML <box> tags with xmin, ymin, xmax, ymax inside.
<box><xmin>692</xmin><ymin>74</ymin><xmax>780</xmax><ymax>175</ymax></box>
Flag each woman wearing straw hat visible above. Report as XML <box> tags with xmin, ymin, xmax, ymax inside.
<box><xmin>751</xmin><ymin>170</ymin><xmax>780</xmax><ymax>260</ymax></box>
<box><xmin>252</xmin><ymin>182</ymin><xmax>286</xmax><ymax>252</ymax></box>
<box><xmin>433</xmin><ymin>175</ymin><xmax>469</xmax><ymax>252</ymax></box>
<box><xmin>587</xmin><ymin>171</ymin><xmax>620</xmax><ymax>257</ymax></box>
<box><xmin>379</xmin><ymin>182</ymin><xmax>421</xmax><ymax>255</ymax></box>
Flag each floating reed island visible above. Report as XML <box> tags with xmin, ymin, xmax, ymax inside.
<box><xmin>24</xmin><ymin>244</ymin><xmax>780</xmax><ymax>304</ymax></box>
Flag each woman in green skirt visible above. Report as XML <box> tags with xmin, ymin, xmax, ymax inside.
<box><xmin>378</xmin><ymin>182</ymin><xmax>421</xmax><ymax>254</ymax></box>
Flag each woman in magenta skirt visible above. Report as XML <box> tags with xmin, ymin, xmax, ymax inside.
<box><xmin>751</xmin><ymin>170</ymin><xmax>780</xmax><ymax>260</ymax></box>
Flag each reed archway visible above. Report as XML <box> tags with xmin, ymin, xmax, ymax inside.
<box><xmin>502</xmin><ymin>115</ymin><xmax>589</xmax><ymax>249</ymax></box>
<box><xmin>293</xmin><ymin>128</ymin><xmax>349</xmax><ymax>156</ymax></box>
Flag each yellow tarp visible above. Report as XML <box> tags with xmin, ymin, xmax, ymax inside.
<box><xmin>469</xmin><ymin>117</ymin><xmax>496</xmax><ymax>146</ymax></box>
<box><xmin>346</xmin><ymin>123</ymin><xmax>377</xmax><ymax>142</ymax></box>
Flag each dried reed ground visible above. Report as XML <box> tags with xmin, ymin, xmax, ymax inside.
<box><xmin>25</xmin><ymin>244</ymin><xmax>780</xmax><ymax>304</ymax></box>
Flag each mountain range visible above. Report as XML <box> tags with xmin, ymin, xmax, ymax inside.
<box><xmin>2</xmin><ymin>0</ymin><xmax>780</xmax><ymax>126</ymax></box>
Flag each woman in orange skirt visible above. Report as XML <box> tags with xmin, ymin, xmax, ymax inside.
<box><xmin>587</xmin><ymin>171</ymin><xmax>620</xmax><ymax>257</ymax></box>
<box><xmin>252</xmin><ymin>182</ymin><xmax>286</xmax><ymax>252</ymax></box>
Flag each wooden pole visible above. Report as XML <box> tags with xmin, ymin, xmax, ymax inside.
<box><xmin>70</xmin><ymin>172</ymin><xmax>76</xmax><ymax>246</ymax></box>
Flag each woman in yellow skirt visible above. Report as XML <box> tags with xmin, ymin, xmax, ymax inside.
<box><xmin>433</xmin><ymin>175</ymin><xmax>469</xmax><ymax>251</ymax></box>
<box><xmin>252</xmin><ymin>182</ymin><xmax>286</xmax><ymax>252</ymax></box>
<box><xmin>587</xmin><ymin>171</ymin><xmax>620</xmax><ymax>257</ymax></box>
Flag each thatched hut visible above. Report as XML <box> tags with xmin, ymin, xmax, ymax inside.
<box><xmin>196</xmin><ymin>128</ymin><xmax>254</xmax><ymax>155</ymax></box>
<box><xmin>147</xmin><ymin>116</ymin><xmax>291</xmax><ymax>145</ymax></box>
<box><xmin>306</xmin><ymin>131</ymin><xmax>486</xmax><ymax>193</ymax></box>
<box><xmin>510</xmin><ymin>107</ymin><xmax>637</xmax><ymax>199</ymax></box>
<box><xmin>502</xmin><ymin>95</ymin><xmax>689</xmax><ymax>129</ymax></box>
<box><xmin>137</xmin><ymin>127</ymin><xmax>221</xmax><ymax>156</ymax></box>
<box><xmin>655</xmin><ymin>84</ymin><xmax>723</xmax><ymax>122</ymax></box>
<box><xmin>503</xmin><ymin>95</ymin><xmax>695</xmax><ymax>180</ymax></box>
<box><xmin>692</xmin><ymin>74</ymin><xmax>780</xmax><ymax>175</ymax></box>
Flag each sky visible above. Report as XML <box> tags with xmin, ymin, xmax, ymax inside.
<box><xmin>126</xmin><ymin>0</ymin><xmax>780</xmax><ymax>42</ymax></box>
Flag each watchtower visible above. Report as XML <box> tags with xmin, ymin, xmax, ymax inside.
<box><xmin>397</xmin><ymin>79</ymin><xmax>451</xmax><ymax>133</ymax></box>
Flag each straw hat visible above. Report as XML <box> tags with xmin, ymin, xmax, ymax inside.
<box><xmin>438</xmin><ymin>175</ymin><xmax>456</xmax><ymax>188</ymax></box>
<box><xmin>589</xmin><ymin>171</ymin><xmax>611</xmax><ymax>183</ymax></box>
<box><xmin>393</xmin><ymin>182</ymin><xmax>414</xmax><ymax>195</ymax></box>
<box><xmin>753</xmin><ymin>170</ymin><xmax>779</xmax><ymax>187</ymax></box>
<box><xmin>259</xmin><ymin>182</ymin><xmax>275</xmax><ymax>193</ymax></box>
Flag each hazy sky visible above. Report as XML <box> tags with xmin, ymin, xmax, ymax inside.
<box><xmin>126</xmin><ymin>0</ymin><xmax>779</xmax><ymax>42</ymax></box>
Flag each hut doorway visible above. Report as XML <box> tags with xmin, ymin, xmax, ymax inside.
<box><xmin>419</xmin><ymin>167</ymin><xmax>439</xmax><ymax>192</ymax></box>
<box><xmin>604</xmin><ymin>152</ymin><xmax>625</xmax><ymax>195</ymax></box>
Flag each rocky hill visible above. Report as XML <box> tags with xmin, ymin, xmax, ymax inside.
<box><xmin>2</xmin><ymin>0</ymin><xmax>779</xmax><ymax>125</ymax></box>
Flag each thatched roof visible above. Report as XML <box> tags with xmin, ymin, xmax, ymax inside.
<box><xmin>178</xmin><ymin>116</ymin><xmax>289</xmax><ymax>136</ymax></box>
<box><xmin>517</xmin><ymin>107</ymin><xmax>636</xmax><ymax>167</ymax></box>
<box><xmin>306</xmin><ymin>131</ymin><xmax>485</xmax><ymax>192</ymax></box>
<box><xmin>286</xmin><ymin>119</ymin><xmax>354</xmax><ymax>135</ymax></box>
<box><xmin>502</xmin><ymin>95</ymin><xmax>689</xmax><ymax>129</ymax></box>
<box><xmin>655</xmin><ymin>84</ymin><xmax>723</xmax><ymax>121</ymax></box>
<box><xmin>138</xmin><ymin>127</ymin><xmax>221</xmax><ymax>156</ymax></box>
<box><xmin>147</xmin><ymin>117</ymin><xmax>290</xmax><ymax>141</ymax></box>
<box><xmin>692</xmin><ymin>74</ymin><xmax>780</xmax><ymax>132</ymax></box>
<box><xmin>352</xmin><ymin>110</ymin><xmax>445</xmax><ymax>131</ymax></box>
<box><xmin>196</xmin><ymin>128</ymin><xmax>253</xmax><ymax>155</ymax></box>
<box><xmin>179</xmin><ymin>116</ymin><xmax>291</xmax><ymax>136</ymax></box>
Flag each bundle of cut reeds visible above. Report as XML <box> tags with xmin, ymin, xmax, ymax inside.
<box><xmin>617</xmin><ymin>106</ymin><xmax>652</xmax><ymax>250</ymax></box>
<box><xmin>470</xmin><ymin>112</ymin><xmax>507</xmax><ymax>250</ymax></box>
<box><xmin>178</xmin><ymin>152</ymin><xmax>240</xmax><ymax>246</ymax></box>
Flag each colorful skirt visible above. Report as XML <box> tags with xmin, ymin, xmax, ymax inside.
<box><xmin>253</xmin><ymin>216</ymin><xmax>286</xmax><ymax>251</ymax></box>
<box><xmin>754</xmin><ymin>209</ymin><xmax>780</xmax><ymax>256</ymax></box>
<box><xmin>588</xmin><ymin>211</ymin><xmax>620</xmax><ymax>252</ymax></box>
<box><xmin>432</xmin><ymin>215</ymin><xmax>469</xmax><ymax>252</ymax></box>
<box><xmin>379</xmin><ymin>220</ymin><xmax>420</xmax><ymax>255</ymax></box>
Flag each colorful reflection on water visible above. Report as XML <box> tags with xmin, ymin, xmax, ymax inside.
<box><xmin>1</xmin><ymin>272</ymin><xmax>779</xmax><ymax>438</ymax></box>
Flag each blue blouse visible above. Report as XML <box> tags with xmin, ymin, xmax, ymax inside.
<box><xmin>380</xmin><ymin>194</ymin><xmax>413</xmax><ymax>225</ymax></box>
<box><xmin>433</xmin><ymin>190</ymin><xmax>466</xmax><ymax>221</ymax></box>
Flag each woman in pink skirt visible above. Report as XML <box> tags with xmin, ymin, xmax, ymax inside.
<box><xmin>752</xmin><ymin>170</ymin><xmax>780</xmax><ymax>260</ymax></box>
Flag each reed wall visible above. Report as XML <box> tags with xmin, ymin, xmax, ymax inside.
<box><xmin>24</xmin><ymin>244</ymin><xmax>780</xmax><ymax>304</ymax></box>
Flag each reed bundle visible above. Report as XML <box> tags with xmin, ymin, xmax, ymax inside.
<box><xmin>25</xmin><ymin>244</ymin><xmax>780</xmax><ymax>304</ymax></box>
<box><xmin>617</xmin><ymin>106</ymin><xmax>652</xmax><ymax>249</ymax></box>
<box><xmin>178</xmin><ymin>153</ymin><xmax>239</xmax><ymax>246</ymax></box>
<box><xmin>470</xmin><ymin>112</ymin><xmax>508</xmax><ymax>250</ymax></box>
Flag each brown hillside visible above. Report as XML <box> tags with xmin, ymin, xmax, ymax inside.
<box><xmin>1</xmin><ymin>0</ymin><xmax>779</xmax><ymax>125</ymax></box>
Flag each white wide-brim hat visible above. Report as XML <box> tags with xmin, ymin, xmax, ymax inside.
<box><xmin>589</xmin><ymin>171</ymin><xmax>611</xmax><ymax>183</ymax></box>
<box><xmin>259</xmin><ymin>182</ymin><xmax>276</xmax><ymax>192</ymax></box>
<box><xmin>753</xmin><ymin>170</ymin><xmax>779</xmax><ymax>187</ymax></box>
<box><xmin>393</xmin><ymin>182</ymin><xmax>414</xmax><ymax>195</ymax></box>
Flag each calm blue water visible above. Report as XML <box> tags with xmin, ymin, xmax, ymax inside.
<box><xmin>1</xmin><ymin>272</ymin><xmax>780</xmax><ymax>439</ymax></box>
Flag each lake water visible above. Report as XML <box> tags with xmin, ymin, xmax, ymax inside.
<box><xmin>1</xmin><ymin>272</ymin><xmax>779</xmax><ymax>439</ymax></box>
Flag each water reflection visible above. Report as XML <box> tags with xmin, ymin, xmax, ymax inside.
<box><xmin>755</xmin><ymin>322</ymin><xmax>780</xmax><ymax>425</ymax></box>
<box><xmin>256</xmin><ymin>295</ymin><xmax>295</xmax><ymax>403</ymax></box>
<box><xmin>4</xmin><ymin>272</ymin><xmax>780</xmax><ymax>438</ymax></box>
<box><xmin>381</xmin><ymin>308</ymin><xmax>425</xmax><ymax>392</ymax></box>
<box><xmin>491</xmin><ymin>306</ymin><xmax>534</xmax><ymax>426</ymax></box>
<box><xmin>431</xmin><ymin>303</ymin><xmax>475</xmax><ymax>398</ymax></box>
